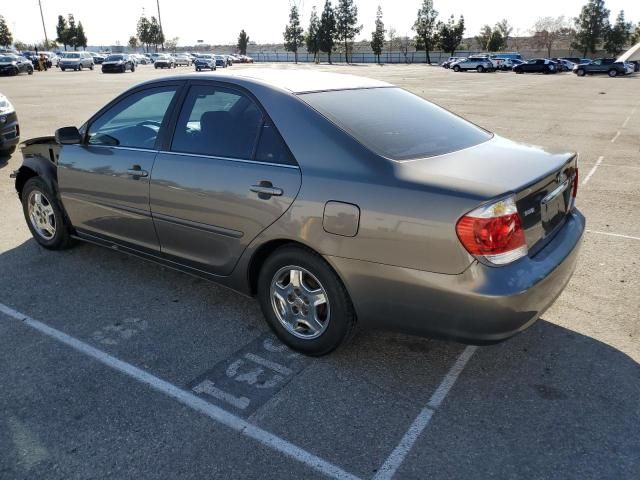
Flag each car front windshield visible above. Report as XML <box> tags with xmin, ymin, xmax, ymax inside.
<box><xmin>0</xmin><ymin>56</ymin><xmax>14</xmax><ymax>62</ymax></box>
<box><xmin>65</xmin><ymin>53</ymin><xmax>80</xmax><ymax>59</ymax></box>
<box><xmin>106</xmin><ymin>55</ymin><xmax>123</xmax><ymax>61</ymax></box>
<box><xmin>300</xmin><ymin>87</ymin><xmax>492</xmax><ymax>161</ymax></box>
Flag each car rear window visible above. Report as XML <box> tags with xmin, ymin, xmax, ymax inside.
<box><xmin>300</xmin><ymin>87</ymin><xmax>492</xmax><ymax>161</ymax></box>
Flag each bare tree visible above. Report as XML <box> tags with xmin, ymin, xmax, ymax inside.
<box><xmin>531</xmin><ymin>16</ymin><xmax>570</xmax><ymax>58</ymax></box>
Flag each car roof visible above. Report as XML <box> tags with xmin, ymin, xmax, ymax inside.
<box><xmin>143</xmin><ymin>69</ymin><xmax>392</xmax><ymax>94</ymax></box>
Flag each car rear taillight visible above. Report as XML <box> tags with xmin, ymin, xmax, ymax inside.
<box><xmin>456</xmin><ymin>196</ymin><xmax>527</xmax><ymax>265</ymax></box>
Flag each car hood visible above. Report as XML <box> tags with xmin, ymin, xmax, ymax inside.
<box><xmin>395</xmin><ymin>135</ymin><xmax>575</xmax><ymax>200</ymax></box>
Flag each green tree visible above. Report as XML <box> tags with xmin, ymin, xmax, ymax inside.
<box><xmin>76</xmin><ymin>21</ymin><xmax>87</xmax><ymax>50</ymax></box>
<box><xmin>148</xmin><ymin>17</ymin><xmax>164</xmax><ymax>52</ymax></box>
<box><xmin>604</xmin><ymin>10</ymin><xmax>632</xmax><ymax>56</ymax></box>
<box><xmin>475</xmin><ymin>25</ymin><xmax>493</xmax><ymax>50</ymax></box>
<box><xmin>237</xmin><ymin>29</ymin><xmax>249</xmax><ymax>54</ymax></box>
<box><xmin>632</xmin><ymin>23</ymin><xmax>640</xmax><ymax>44</ymax></box>
<box><xmin>305</xmin><ymin>6</ymin><xmax>321</xmax><ymax>62</ymax></box>
<box><xmin>165</xmin><ymin>37</ymin><xmax>179</xmax><ymax>52</ymax></box>
<box><xmin>487</xmin><ymin>29</ymin><xmax>505</xmax><ymax>51</ymax></box>
<box><xmin>137</xmin><ymin>16</ymin><xmax>151</xmax><ymax>52</ymax></box>
<box><xmin>335</xmin><ymin>0</ymin><xmax>361</xmax><ymax>63</ymax></box>
<box><xmin>0</xmin><ymin>16</ymin><xmax>12</xmax><ymax>47</ymax></box>
<box><xmin>13</xmin><ymin>40</ymin><xmax>28</xmax><ymax>51</ymax></box>
<box><xmin>284</xmin><ymin>5</ymin><xmax>305</xmax><ymax>63</ymax></box>
<box><xmin>67</xmin><ymin>14</ymin><xmax>78</xmax><ymax>50</ymax></box>
<box><xmin>370</xmin><ymin>6</ymin><xmax>385</xmax><ymax>63</ymax></box>
<box><xmin>128</xmin><ymin>36</ymin><xmax>139</xmax><ymax>50</ymax></box>
<box><xmin>572</xmin><ymin>0</ymin><xmax>610</xmax><ymax>57</ymax></box>
<box><xmin>413</xmin><ymin>0</ymin><xmax>438</xmax><ymax>64</ymax></box>
<box><xmin>495</xmin><ymin>19</ymin><xmax>513</xmax><ymax>48</ymax></box>
<box><xmin>437</xmin><ymin>15</ymin><xmax>465</xmax><ymax>56</ymax></box>
<box><xmin>318</xmin><ymin>0</ymin><xmax>337</xmax><ymax>64</ymax></box>
<box><xmin>56</xmin><ymin>15</ymin><xmax>69</xmax><ymax>51</ymax></box>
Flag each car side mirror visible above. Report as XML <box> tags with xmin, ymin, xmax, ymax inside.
<box><xmin>55</xmin><ymin>126</ymin><xmax>82</xmax><ymax>145</ymax></box>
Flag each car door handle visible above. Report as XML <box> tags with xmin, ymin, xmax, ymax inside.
<box><xmin>250</xmin><ymin>184</ymin><xmax>283</xmax><ymax>197</ymax></box>
<box><xmin>127</xmin><ymin>166</ymin><xmax>148</xmax><ymax>177</ymax></box>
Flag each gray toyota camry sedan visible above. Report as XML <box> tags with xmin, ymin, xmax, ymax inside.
<box><xmin>14</xmin><ymin>70</ymin><xmax>584</xmax><ymax>355</ymax></box>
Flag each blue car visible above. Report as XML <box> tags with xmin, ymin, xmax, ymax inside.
<box><xmin>194</xmin><ymin>54</ymin><xmax>216</xmax><ymax>72</ymax></box>
<box><xmin>214</xmin><ymin>55</ymin><xmax>227</xmax><ymax>68</ymax></box>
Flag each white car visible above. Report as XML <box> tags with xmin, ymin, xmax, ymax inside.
<box><xmin>174</xmin><ymin>54</ymin><xmax>191</xmax><ymax>66</ymax></box>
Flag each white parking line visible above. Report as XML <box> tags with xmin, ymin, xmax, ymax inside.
<box><xmin>587</xmin><ymin>230</ymin><xmax>640</xmax><ymax>241</ymax></box>
<box><xmin>373</xmin><ymin>345</ymin><xmax>478</xmax><ymax>480</ymax></box>
<box><xmin>582</xmin><ymin>156</ymin><xmax>604</xmax><ymax>186</ymax></box>
<box><xmin>0</xmin><ymin>303</ymin><xmax>361</xmax><ymax>480</ymax></box>
<box><xmin>610</xmin><ymin>131</ymin><xmax>621</xmax><ymax>143</ymax></box>
<box><xmin>622</xmin><ymin>116</ymin><xmax>631</xmax><ymax>128</ymax></box>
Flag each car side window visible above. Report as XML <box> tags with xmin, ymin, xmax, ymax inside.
<box><xmin>87</xmin><ymin>86</ymin><xmax>177</xmax><ymax>149</ymax></box>
<box><xmin>255</xmin><ymin>123</ymin><xmax>296</xmax><ymax>166</ymax></box>
<box><xmin>171</xmin><ymin>85</ymin><xmax>263</xmax><ymax>159</ymax></box>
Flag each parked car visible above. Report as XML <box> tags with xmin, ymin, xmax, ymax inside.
<box><xmin>12</xmin><ymin>70</ymin><xmax>584</xmax><ymax>355</ymax></box>
<box><xmin>0</xmin><ymin>54</ymin><xmax>34</xmax><ymax>76</ymax></box>
<box><xmin>0</xmin><ymin>93</ymin><xmax>19</xmax><ymax>155</ymax></box>
<box><xmin>510</xmin><ymin>58</ymin><xmax>525</xmax><ymax>67</ymax></box>
<box><xmin>550</xmin><ymin>58</ymin><xmax>575</xmax><ymax>72</ymax></box>
<box><xmin>513</xmin><ymin>59</ymin><xmax>557</xmax><ymax>74</ymax></box>
<box><xmin>59</xmin><ymin>52</ymin><xmax>94</xmax><ymax>71</ymax></box>
<box><xmin>102</xmin><ymin>54</ymin><xmax>136</xmax><ymax>73</ymax></box>
<box><xmin>87</xmin><ymin>52</ymin><xmax>105</xmax><ymax>64</ymax></box>
<box><xmin>194</xmin><ymin>54</ymin><xmax>216</xmax><ymax>71</ymax></box>
<box><xmin>237</xmin><ymin>55</ymin><xmax>254</xmax><ymax>63</ymax></box>
<box><xmin>451</xmin><ymin>56</ymin><xmax>494</xmax><ymax>72</ymax></box>
<box><xmin>154</xmin><ymin>55</ymin><xmax>176</xmax><ymax>69</ymax></box>
<box><xmin>573</xmin><ymin>58</ymin><xmax>634</xmax><ymax>77</ymax></box>
<box><xmin>441</xmin><ymin>57</ymin><xmax>465</xmax><ymax>68</ymax></box>
<box><xmin>561</xmin><ymin>57</ymin><xmax>590</xmax><ymax>65</ymax></box>
<box><xmin>174</xmin><ymin>54</ymin><xmax>192</xmax><ymax>66</ymax></box>
<box><xmin>214</xmin><ymin>55</ymin><xmax>227</xmax><ymax>68</ymax></box>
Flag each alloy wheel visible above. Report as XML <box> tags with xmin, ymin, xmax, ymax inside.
<box><xmin>28</xmin><ymin>190</ymin><xmax>56</xmax><ymax>240</ymax></box>
<box><xmin>270</xmin><ymin>265</ymin><xmax>330</xmax><ymax>340</ymax></box>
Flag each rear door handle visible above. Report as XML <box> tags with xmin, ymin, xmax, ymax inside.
<box><xmin>250</xmin><ymin>185</ymin><xmax>283</xmax><ymax>197</ymax></box>
<box><xmin>127</xmin><ymin>165</ymin><xmax>148</xmax><ymax>178</ymax></box>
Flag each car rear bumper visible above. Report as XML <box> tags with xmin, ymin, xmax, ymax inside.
<box><xmin>0</xmin><ymin>112</ymin><xmax>19</xmax><ymax>151</ymax></box>
<box><xmin>326</xmin><ymin>209</ymin><xmax>585</xmax><ymax>344</ymax></box>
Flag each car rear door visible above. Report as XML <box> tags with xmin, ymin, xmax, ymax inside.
<box><xmin>149</xmin><ymin>81</ymin><xmax>301</xmax><ymax>276</ymax></box>
<box><xmin>58</xmin><ymin>82</ymin><xmax>183</xmax><ymax>251</ymax></box>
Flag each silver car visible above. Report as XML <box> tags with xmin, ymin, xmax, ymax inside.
<box><xmin>14</xmin><ymin>70</ymin><xmax>584</xmax><ymax>355</ymax></box>
<box><xmin>59</xmin><ymin>52</ymin><xmax>94</xmax><ymax>71</ymax></box>
<box><xmin>452</xmin><ymin>56</ymin><xmax>495</xmax><ymax>72</ymax></box>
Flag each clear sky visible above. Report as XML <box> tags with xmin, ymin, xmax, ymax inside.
<box><xmin>6</xmin><ymin>0</ymin><xmax>639</xmax><ymax>47</ymax></box>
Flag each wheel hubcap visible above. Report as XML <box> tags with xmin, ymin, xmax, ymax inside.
<box><xmin>270</xmin><ymin>266</ymin><xmax>330</xmax><ymax>340</ymax></box>
<box><xmin>28</xmin><ymin>190</ymin><xmax>56</xmax><ymax>240</ymax></box>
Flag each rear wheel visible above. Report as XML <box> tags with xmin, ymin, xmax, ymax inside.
<box><xmin>576</xmin><ymin>68</ymin><xmax>586</xmax><ymax>77</ymax></box>
<box><xmin>257</xmin><ymin>245</ymin><xmax>356</xmax><ymax>356</ymax></box>
<box><xmin>477</xmin><ymin>65</ymin><xmax>485</xmax><ymax>73</ymax></box>
<box><xmin>89</xmin><ymin>64</ymin><xmax>94</xmax><ymax>70</ymax></box>
<box><xmin>453</xmin><ymin>65</ymin><xmax>460</xmax><ymax>72</ymax></box>
<box><xmin>21</xmin><ymin>177</ymin><xmax>74</xmax><ymax>250</ymax></box>
<box><xmin>608</xmin><ymin>69</ymin><xmax>618</xmax><ymax>77</ymax></box>
<box><xmin>61</xmin><ymin>67</ymin><xmax>66</xmax><ymax>72</ymax></box>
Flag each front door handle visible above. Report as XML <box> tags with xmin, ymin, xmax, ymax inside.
<box><xmin>127</xmin><ymin>165</ymin><xmax>148</xmax><ymax>178</ymax></box>
<box><xmin>250</xmin><ymin>183</ymin><xmax>283</xmax><ymax>198</ymax></box>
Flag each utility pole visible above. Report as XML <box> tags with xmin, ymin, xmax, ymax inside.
<box><xmin>38</xmin><ymin>0</ymin><xmax>49</xmax><ymax>47</ymax></box>
<box><xmin>156</xmin><ymin>0</ymin><xmax>165</xmax><ymax>51</ymax></box>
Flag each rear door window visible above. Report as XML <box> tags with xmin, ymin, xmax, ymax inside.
<box><xmin>300</xmin><ymin>87</ymin><xmax>492</xmax><ymax>161</ymax></box>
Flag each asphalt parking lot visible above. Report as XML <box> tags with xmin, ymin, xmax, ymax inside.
<box><xmin>1</xmin><ymin>63</ymin><xmax>639</xmax><ymax>479</ymax></box>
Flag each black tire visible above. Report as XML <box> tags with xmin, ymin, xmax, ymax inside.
<box><xmin>477</xmin><ymin>65</ymin><xmax>484</xmax><ymax>73</ymax></box>
<box><xmin>61</xmin><ymin>67</ymin><xmax>66</xmax><ymax>72</ymax></box>
<box><xmin>27</xmin><ymin>68</ymin><xmax>34</xmax><ymax>75</ymax></box>
<box><xmin>131</xmin><ymin>64</ymin><xmax>135</xmax><ymax>72</ymax></box>
<box><xmin>453</xmin><ymin>65</ymin><xmax>460</xmax><ymax>72</ymax></box>
<box><xmin>257</xmin><ymin>245</ymin><xmax>356</xmax><ymax>356</ymax></box>
<box><xmin>576</xmin><ymin>68</ymin><xmax>586</xmax><ymax>77</ymax></box>
<box><xmin>89</xmin><ymin>64</ymin><xmax>94</xmax><ymax>70</ymax></box>
<box><xmin>1</xmin><ymin>146</ymin><xmax>16</xmax><ymax>156</ymax></box>
<box><xmin>608</xmin><ymin>69</ymin><xmax>617</xmax><ymax>77</ymax></box>
<box><xmin>21</xmin><ymin>177</ymin><xmax>74</xmax><ymax>250</ymax></box>
<box><xmin>11</xmin><ymin>67</ymin><xmax>19</xmax><ymax>76</ymax></box>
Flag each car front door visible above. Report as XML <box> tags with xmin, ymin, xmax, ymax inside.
<box><xmin>149</xmin><ymin>82</ymin><xmax>302</xmax><ymax>276</ymax></box>
<box><xmin>58</xmin><ymin>83</ymin><xmax>182</xmax><ymax>251</ymax></box>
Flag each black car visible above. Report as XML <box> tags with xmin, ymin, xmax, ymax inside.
<box><xmin>194</xmin><ymin>55</ymin><xmax>216</xmax><ymax>71</ymax></box>
<box><xmin>0</xmin><ymin>93</ymin><xmax>19</xmax><ymax>156</ymax></box>
<box><xmin>574</xmin><ymin>58</ymin><xmax>633</xmax><ymax>77</ymax></box>
<box><xmin>513</xmin><ymin>59</ymin><xmax>557</xmax><ymax>74</ymax></box>
<box><xmin>0</xmin><ymin>55</ymin><xmax>34</xmax><ymax>76</ymax></box>
<box><xmin>102</xmin><ymin>54</ymin><xmax>136</xmax><ymax>73</ymax></box>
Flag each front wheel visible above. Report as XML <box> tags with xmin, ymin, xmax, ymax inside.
<box><xmin>61</xmin><ymin>67</ymin><xmax>66</xmax><ymax>72</ymax></box>
<box><xmin>257</xmin><ymin>245</ymin><xmax>356</xmax><ymax>356</ymax></box>
<box><xmin>21</xmin><ymin>177</ymin><xmax>74</xmax><ymax>250</ymax></box>
<box><xmin>453</xmin><ymin>65</ymin><xmax>460</xmax><ymax>72</ymax></box>
<box><xmin>89</xmin><ymin>64</ymin><xmax>94</xmax><ymax>70</ymax></box>
<box><xmin>608</xmin><ymin>69</ymin><xmax>618</xmax><ymax>77</ymax></box>
<box><xmin>477</xmin><ymin>65</ymin><xmax>485</xmax><ymax>73</ymax></box>
<box><xmin>576</xmin><ymin>68</ymin><xmax>586</xmax><ymax>77</ymax></box>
